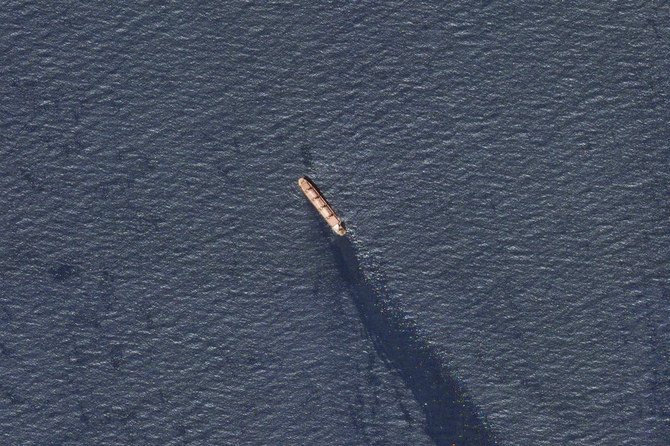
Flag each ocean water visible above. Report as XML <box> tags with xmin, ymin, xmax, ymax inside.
<box><xmin>1</xmin><ymin>1</ymin><xmax>669</xmax><ymax>445</ymax></box>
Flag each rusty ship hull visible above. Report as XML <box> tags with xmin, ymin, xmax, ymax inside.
<box><xmin>298</xmin><ymin>177</ymin><xmax>346</xmax><ymax>236</ymax></box>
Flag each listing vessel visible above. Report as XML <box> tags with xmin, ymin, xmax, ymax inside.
<box><xmin>298</xmin><ymin>177</ymin><xmax>346</xmax><ymax>236</ymax></box>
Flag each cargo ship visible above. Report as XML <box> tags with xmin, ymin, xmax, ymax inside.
<box><xmin>298</xmin><ymin>177</ymin><xmax>346</xmax><ymax>236</ymax></box>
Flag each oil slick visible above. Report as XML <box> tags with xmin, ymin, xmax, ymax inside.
<box><xmin>328</xmin><ymin>234</ymin><xmax>499</xmax><ymax>445</ymax></box>
<box><xmin>297</xmin><ymin>178</ymin><xmax>498</xmax><ymax>444</ymax></box>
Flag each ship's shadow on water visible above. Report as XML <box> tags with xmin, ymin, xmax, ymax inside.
<box><xmin>328</xmin><ymin>234</ymin><xmax>499</xmax><ymax>446</ymax></box>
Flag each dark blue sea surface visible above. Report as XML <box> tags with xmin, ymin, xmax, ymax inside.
<box><xmin>2</xmin><ymin>1</ymin><xmax>669</xmax><ymax>445</ymax></box>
